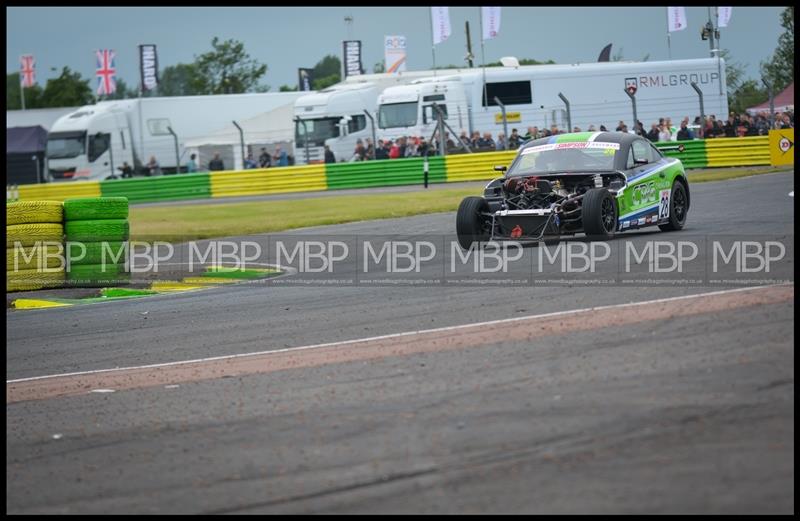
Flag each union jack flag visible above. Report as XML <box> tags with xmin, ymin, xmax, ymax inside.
<box><xmin>20</xmin><ymin>55</ymin><xmax>36</xmax><ymax>88</ymax></box>
<box><xmin>95</xmin><ymin>49</ymin><xmax>117</xmax><ymax>96</ymax></box>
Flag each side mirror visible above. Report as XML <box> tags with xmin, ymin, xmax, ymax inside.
<box><xmin>494</xmin><ymin>165</ymin><xmax>507</xmax><ymax>172</ymax></box>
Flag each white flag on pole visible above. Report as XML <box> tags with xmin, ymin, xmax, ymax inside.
<box><xmin>667</xmin><ymin>7</ymin><xmax>688</xmax><ymax>32</ymax></box>
<box><xmin>718</xmin><ymin>7</ymin><xmax>732</xmax><ymax>28</ymax></box>
<box><xmin>481</xmin><ymin>7</ymin><xmax>501</xmax><ymax>40</ymax></box>
<box><xmin>431</xmin><ymin>7</ymin><xmax>451</xmax><ymax>45</ymax></box>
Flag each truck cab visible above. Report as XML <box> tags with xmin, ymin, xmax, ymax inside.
<box><xmin>376</xmin><ymin>78</ymin><xmax>469</xmax><ymax>143</ymax></box>
<box><xmin>293</xmin><ymin>83</ymin><xmax>377</xmax><ymax>164</ymax></box>
<box><xmin>46</xmin><ymin>102</ymin><xmax>135</xmax><ymax>182</ymax></box>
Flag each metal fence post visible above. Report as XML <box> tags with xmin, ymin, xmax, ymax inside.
<box><xmin>167</xmin><ymin>126</ymin><xmax>180</xmax><ymax>174</ymax></box>
<box><xmin>557</xmin><ymin>93</ymin><xmax>571</xmax><ymax>132</ymax></box>
<box><xmin>493</xmin><ymin>96</ymin><xmax>508</xmax><ymax>143</ymax></box>
<box><xmin>762</xmin><ymin>79</ymin><xmax>775</xmax><ymax>129</ymax></box>
<box><xmin>232</xmin><ymin>120</ymin><xmax>245</xmax><ymax>169</ymax></box>
<box><xmin>363</xmin><ymin>109</ymin><xmax>377</xmax><ymax>159</ymax></box>
<box><xmin>624</xmin><ymin>88</ymin><xmax>637</xmax><ymax>134</ymax></box>
<box><xmin>690</xmin><ymin>81</ymin><xmax>705</xmax><ymax>136</ymax></box>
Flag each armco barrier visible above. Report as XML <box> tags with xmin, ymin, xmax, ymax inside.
<box><xmin>326</xmin><ymin>156</ymin><xmax>445</xmax><ymax>190</ymax></box>
<box><xmin>655</xmin><ymin>140</ymin><xmax>708</xmax><ymax>169</ymax></box>
<box><xmin>100</xmin><ymin>173</ymin><xmax>211</xmax><ymax>203</ymax></box>
<box><xmin>209</xmin><ymin>164</ymin><xmax>326</xmax><ymax>198</ymax></box>
<box><xmin>17</xmin><ymin>181</ymin><xmax>101</xmax><ymax>202</ymax></box>
<box><xmin>445</xmin><ymin>151</ymin><xmax>516</xmax><ymax>182</ymax></box>
<box><xmin>704</xmin><ymin>136</ymin><xmax>770</xmax><ymax>167</ymax></box>
<box><xmin>6</xmin><ymin>137</ymin><xmax>776</xmax><ymax>204</ymax></box>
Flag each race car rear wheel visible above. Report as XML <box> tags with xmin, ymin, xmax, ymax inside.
<box><xmin>456</xmin><ymin>196</ymin><xmax>490</xmax><ymax>250</ymax></box>
<box><xmin>582</xmin><ymin>188</ymin><xmax>617</xmax><ymax>239</ymax></box>
<box><xmin>658</xmin><ymin>180</ymin><xmax>688</xmax><ymax>231</ymax></box>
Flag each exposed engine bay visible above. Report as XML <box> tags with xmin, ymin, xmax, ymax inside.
<box><xmin>482</xmin><ymin>173</ymin><xmax>627</xmax><ymax>238</ymax></box>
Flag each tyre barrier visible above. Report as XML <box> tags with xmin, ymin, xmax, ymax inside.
<box><xmin>6</xmin><ymin>223</ymin><xmax>64</xmax><ymax>248</ymax></box>
<box><xmin>64</xmin><ymin>197</ymin><xmax>129</xmax><ymax>221</ymax></box>
<box><xmin>66</xmin><ymin>263</ymin><xmax>130</xmax><ymax>288</ymax></box>
<box><xmin>6</xmin><ymin>200</ymin><xmax>63</xmax><ymax>226</ymax></box>
<box><xmin>63</xmin><ymin>197</ymin><xmax>131</xmax><ymax>288</ymax></box>
<box><xmin>6</xmin><ymin>197</ymin><xmax>131</xmax><ymax>292</ymax></box>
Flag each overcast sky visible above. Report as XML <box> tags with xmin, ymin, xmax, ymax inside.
<box><xmin>6</xmin><ymin>6</ymin><xmax>787</xmax><ymax>91</ymax></box>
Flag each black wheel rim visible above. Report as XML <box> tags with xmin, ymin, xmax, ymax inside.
<box><xmin>601</xmin><ymin>198</ymin><xmax>615</xmax><ymax>232</ymax></box>
<box><xmin>673</xmin><ymin>186</ymin><xmax>687</xmax><ymax>223</ymax></box>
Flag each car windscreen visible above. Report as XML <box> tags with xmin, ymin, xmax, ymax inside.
<box><xmin>508</xmin><ymin>142</ymin><xmax>619</xmax><ymax>176</ymax></box>
<box><xmin>46</xmin><ymin>131</ymin><xmax>87</xmax><ymax>159</ymax></box>
<box><xmin>378</xmin><ymin>102</ymin><xmax>418</xmax><ymax>129</ymax></box>
<box><xmin>295</xmin><ymin>118</ymin><xmax>341</xmax><ymax>147</ymax></box>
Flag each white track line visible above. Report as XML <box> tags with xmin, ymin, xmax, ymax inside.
<box><xmin>7</xmin><ymin>284</ymin><xmax>791</xmax><ymax>385</ymax></box>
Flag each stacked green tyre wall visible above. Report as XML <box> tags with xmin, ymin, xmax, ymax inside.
<box><xmin>6</xmin><ymin>201</ymin><xmax>65</xmax><ymax>292</ymax></box>
<box><xmin>63</xmin><ymin>197</ymin><xmax>130</xmax><ymax>287</ymax></box>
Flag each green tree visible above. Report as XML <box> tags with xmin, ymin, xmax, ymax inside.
<box><xmin>373</xmin><ymin>60</ymin><xmax>386</xmax><ymax>74</ymax></box>
<box><xmin>310</xmin><ymin>55</ymin><xmax>341</xmax><ymax>90</ymax></box>
<box><xmin>40</xmin><ymin>67</ymin><xmax>93</xmax><ymax>108</ymax></box>
<box><xmin>611</xmin><ymin>48</ymin><xmax>649</xmax><ymax>62</ymax></box>
<box><xmin>159</xmin><ymin>63</ymin><xmax>202</xmax><ymax>96</ymax></box>
<box><xmin>105</xmin><ymin>78</ymin><xmax>138</xmax><ymax>100</ymax></box>
<box><xmin>191</xmin><ymin>37</ymin><xmax>268</xmax><ymax>94</ymax></box>
<box><xmin>279</xmin><ymin>84</ymin><xmax>298</xmax><ymax>92</ymax></box>
<box><xmin>312</xmin><ymin>55</ymin><xmax>341</xmax><ymax>79</ymax></box>
<box><xmin>760</xmin><ymin>6</ymin><xmax>793</xmax><ymax>92</ymax></box>
<box><xmin>729</xmin><ymin>79</ymin><xmax>768</xmax><ymax>114</ymax></box>
<box><xmin>7</xmin><ymin>73</ymin><xmax>45</xmax><ymax>110</ymax></box>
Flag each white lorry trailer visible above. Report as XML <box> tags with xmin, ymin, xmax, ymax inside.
<box><xmin>292</xmin><ymin>68</ymin><xmax>470</xmax><ymax>164</ymax></box>
<box><xmin>375</xmin><ymin>58</ymin><xmax>727</xmax><ymax>144</ymax></box>
<box><xmin>45</xmin><ymin>91</ymin><xmax>306</xmax><ymax>182</ymax></box>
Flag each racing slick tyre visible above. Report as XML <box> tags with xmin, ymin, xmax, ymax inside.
<box><xmin>456</xmin><ymin>196</ymin><xmax>490</xmax><ymax>250</ymax></box>
<box><xmin>582</xmin><ymin>188</ymin><xmax>617</xmax><ymax>239</ymax></box>
<box><xmin>7</xmin><ymin>244</ymin><xmax>64</xmax><ymax>271</ymax></box>
<box><xmin>63</xmin><ymin>197</ymin><xmax>129</xmax><ymax>221</ymax></box>
<box><xmin>6</xmin><ymin>223</ymin><xmax>64</xmax><ymax>248</ymax></box>
<box><xmin>66</xmin><ymin>241</ymin><xmax>127</xmax><ymax>266</ymax></box>
<box><xmin>6</xmin><ymin>201</ymin><xmax>63</xmax><ymax>225</ymax></box>
<box><xmin>658</xmin><ymin>180</ymin><xmax>689</xmax><ymax>232</ymax></box>
<box><xmin>7</xmin><ymin>267</ymin><xmax>65</xmax><ymax>292</ymax></box>
<box><xmin>65</xmin><ymin>219</ymin><xmax>130</xmax><ymax>242</ymax></box>
<box><xmin>67</xmin><ymin>263</ymin><xmax>130</xmax><ymax>287</ymax></box>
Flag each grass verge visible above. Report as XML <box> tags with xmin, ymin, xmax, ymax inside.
<box><xmin>130</xmin><ymin>166</ymin><xmax>791</xmax><ymax>242</ymax></box>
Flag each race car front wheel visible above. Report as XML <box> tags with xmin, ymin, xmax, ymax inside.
<box><xmin>658</xmin><ymin>180</ymin><xmax>688</xmax><ymax>231</ymax></box>
<box><xmin>582</xmin><ymin>188</ymin><xmax>617</xmax><ymax>239</ymax></box>
<box><xmin>456</xmin><ymin>197</ymin><xmax>490</xmax><ymax>250</ymax></box>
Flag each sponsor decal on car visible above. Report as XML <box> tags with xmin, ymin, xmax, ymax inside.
<box><xmin>638</xmin><ymin>217</ymin><xmax>647</xmax><ymax>226</ymax></box>
<box><xmin>521</xmin><ymin>141</ymin><xmax>621</xmax><ymax>155</ymax></box>
<box><xmin>659</xmin><ymin>189</ymin><xmax>671</xmax><ymax>219</ymax></box>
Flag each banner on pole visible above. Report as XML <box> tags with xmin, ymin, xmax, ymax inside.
<box><xmin>298</xmin><ymin>68</ymin><xmax>314</xmax><ymax>91</ymax></box>
<box><xmin>667</xmin><ymin>7</ymin><xmax>688</xmax><ymax>32</ymax></box>
<box><xmin>20</xmin><ymin>55</ymin><xmax>36</xmax><ymax>87</ymax></box>
<box><xmin>384</xmin><ymin>35</ymin><xmax>407</xmax><ymax>74</ymax></box>
<box><xmin>718</xmin><ymin>7</ymin><xmax>732</xmax><ymax>28</ymax></box>
<box><xmin>139</xmin><ymin>44</ymin><xmax>159</xmax><ymax>92</ymax></box>
<box><xmin>343</xmin><ymin>40</ymin><xmax>363</xmax><ymax>78</ymax></box>
<box><xmin>431</xmin><ymin>7</ymin><xmax>451</xmax><ymax>45</ymax></box>
<box><xmin>481</xmin><ymin>7</ymin><xmax>501</xmax><ymax>40</ymax></box>
<box><xmin>95</xmin><ymin>49</ymin><xmax>117</xmax><ymax>96</ymax></box>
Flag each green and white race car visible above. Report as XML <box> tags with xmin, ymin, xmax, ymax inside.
<box><xmin>456</xmin><ymin>131</ymin><xmax>690</xmax><ymax>249</ymax></box>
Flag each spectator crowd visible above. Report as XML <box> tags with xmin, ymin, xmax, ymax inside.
<box><xmin>176</xmin><ymin>109</ymin><xmax>794</xmax><ymax>172</ymax></box>
<box><xmin>333</xmin><ymin>109</ymin><xmax>794</xmax><ymax>163</ymax></box>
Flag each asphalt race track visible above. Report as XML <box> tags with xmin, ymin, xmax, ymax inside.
<box><xmin>6</xmin><ymin>172</ymin><xmax>795</xmax><ymax>514</ymax></box>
